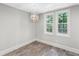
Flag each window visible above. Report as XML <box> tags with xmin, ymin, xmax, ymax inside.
<box><xmin>44</xmin><ymin>9</ymin><xmax>70</xmax><ymax>36</ymax></box>
<box><xmin>56</xmin><ymin>9</ymin><xmax>70</xmax><ymax>36</ymax></box>
<box><xmin>44</xmin><ymin>13</ymin><xmax>54</xmax><ymax>35</ymax></box>
<box><xmin>58</xmin><ymin>12</ymin><xmax>67</xmax><ymax>33</ymax></box>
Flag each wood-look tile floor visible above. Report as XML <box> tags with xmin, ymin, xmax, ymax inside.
<box><xmin>4</xmin><ymin>41</ymin><xmax>79</xmax><ymax>56</ymax></box>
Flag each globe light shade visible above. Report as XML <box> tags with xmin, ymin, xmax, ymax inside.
<box><xmin>31</xmin><ymin>14</ymin><xmax>39</xmax><ymax>23</ymax></box>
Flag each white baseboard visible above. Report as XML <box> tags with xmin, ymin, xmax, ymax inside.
<box><xmin>36</xmin><ymin>39</ymin><xmax>79</xmax><ymax>54</ymax></box>
<box><xmin>1</xmin><ymin>38</ymin><xmax>79</xmax><ymax>56</ymax></box>
<box><xmin>0</xmin><ymin>39</ymin><xmax>35</xmax><ymax>56</ymax></box>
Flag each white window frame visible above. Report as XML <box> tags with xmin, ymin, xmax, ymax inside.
<box><xmin>56</xmin><ymin>9</ymin><xmax>70</xmax><ymax>37</ymax></box>
<box><xmin>44</xmin><ymin>13</ymin><xmax>54</xmax><ymax>35</ymax></box>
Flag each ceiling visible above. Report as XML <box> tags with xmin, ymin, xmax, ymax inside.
<box><xmin>4</xmin><ymin>3</ymin><xmax>77</xmax><ymax>14</ymax></box>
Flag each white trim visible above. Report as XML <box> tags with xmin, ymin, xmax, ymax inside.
<box><xmin>44</xmin><ymin>12</ymin><xmax>54</xmax><ymax>35</ymax></box>
<box><xmin>56</xmin><ymin>9</ymin><xmax>70</xmax><ymax>37</ymax></box>
<box><xmin>1</xmin><ymin>38</ymin><xmax>79</xmax><ymax>55</ymax></box>
<box><xmin>57</xmin><ymin>33</ymin><xmax>70</xmax><ymax>37</ymax></box>
<box><xmin>36</xmin><ymin>39</ymin><xmax>79</xmax><ymax>54</ymax></box>
<box><xmin>0</xmin><ymin>39</ymin><xmax>35</xmax><ymax>56</ymax></box>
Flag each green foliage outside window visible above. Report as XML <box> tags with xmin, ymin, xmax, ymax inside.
<box><xmin>46</xmin><ymin>24</ymin><xmax>52</xmax><ymax>32</ymax></box>
<box><xmin>58</xmin><ymin>12</ymin><xmax>67</xmax><ymax>23</ymax></box>
<box><xmin>58</xmin><ymin>12</ymin><xmax>68</xmax><ymax>34</ymax></box>
<box><xmin>46</xmin><ymin>15</ymin><xmax>53</xmax><ymax>32</ymax></box>
<box><xmin>46</xmin><ymin>15</ymin><xmax>53</xmax><ymax>23</ymax></box>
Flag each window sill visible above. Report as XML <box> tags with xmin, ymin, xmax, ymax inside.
<box><xmin>56</xmin><ymin>33</ymin><xmax>70</xmax><ymax>37</ymax></box>
<box><xmin>44</xmin><ymin>32</ymin><xmax>53</xmax><ymax>35</ymax></box>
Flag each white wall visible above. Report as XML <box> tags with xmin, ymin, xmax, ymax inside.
<box><xmin>0</xmin><ymin>3</ymin><xmax>79</xmax><ymax>54</ymax></box>
<box><xmin>36</xmin><ymin>5</ymin><xmax>79</xmax><ymax>50</ymax></box>
<box><xmin>0</xmin><ymin>4</ymin><xmax>35</xmax><ymax>51</ymax></box>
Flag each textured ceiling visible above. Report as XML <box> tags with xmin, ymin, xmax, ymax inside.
<box><xmin>4</xmin><ymin>3</ymin><xmax>77</xmax><ymax>14</ymax></box>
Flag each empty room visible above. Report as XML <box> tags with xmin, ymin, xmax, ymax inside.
<box><xmin>0</xmin><ymin>3</ymin><xmax>79</xmax><ymax>56</ymax></box>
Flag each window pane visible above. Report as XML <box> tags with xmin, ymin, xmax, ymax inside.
<box><xmin>63</xmin><ymin>24</ymin><xmax>67</xmax><ymax>29</ymax></box>
<box><xmin>58</xmin><ymin>28</ymin><xmax>67</xmax><ymax>34</ymax></box>
<box><xmin>58</xmin><ymin>12</ymin><xmax>67</xmax><ymax>23</ymax></box>
<box><xmin>46</xmin><ymin>24</ymin><xmax>52</xmax><ymax>32</ymax></box>
<box><xmin>63</xmin><ymin>12</ymin><xmax>67</xmax><ymax>23</ymax></box>
<box><xmin>58</xmin><ymin>28</ymin><xmax>63</xmax><ymax>33</ymax></box>
<box><xmin>46</xmin><ymin>15</ymin><xmax>53</xmax><ymax>23</ymax></box>
<box><xmin>58</xmin><ymin>24</ymin><xmax>67</xmax><ymax>33</ymax></box>
<box><xmin>58</xmin><ymin>24</ymin><xmax>63</xmax><ymax>29</ymax></box>
<box><xmin>58</xmin><ymin>14</ymin><xmax>63</xmax><ymax>23</ymax></box>
<box><xmin>63</xmin><ymin>28</ymin><xmax>67</xmax><ymax>33</ymax></box>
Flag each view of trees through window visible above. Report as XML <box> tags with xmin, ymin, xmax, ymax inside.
<box><xmin>46</xmin><ymin>15</ymin><xmax>53</xmax><ymax>32</ymax></box>
<box><xmin>45</xmin><ymin>10</ymin><xmax>69</xmax><ymax>35</ymax></box>
<box><xmin>58</xmin><ymin>12</ymin><xmax>67</xmax><ymax>34</ymax></box>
